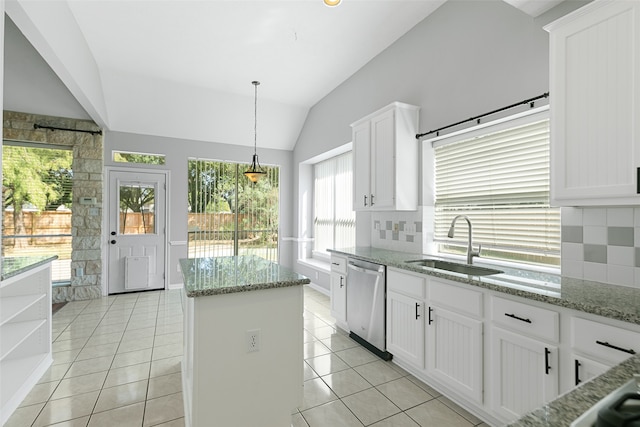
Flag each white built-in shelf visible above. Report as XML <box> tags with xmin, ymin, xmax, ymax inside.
<box><xmin>0</xmin><ymin>319</ymin><xmax>47</xmax><ymax>362</ymax></box>
<box><xmin>0</xmin><ymin>294</ymin><xmax>46</xmax><ymax>326</ymax></box>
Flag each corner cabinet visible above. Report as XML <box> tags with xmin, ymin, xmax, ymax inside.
<box><xmin>545</xmin><ymin>1</ymin><xmax>640</xmax><ymax>206</ymax></box>
<box><xmin>351</xmin><ymin>102</ymin><xmax>420</xmax><ymax>211</ymax></box>
<box><xmin>1</xmin><ymin>263</ymin><xmax>53</xmax><ymax>425</ymax></box>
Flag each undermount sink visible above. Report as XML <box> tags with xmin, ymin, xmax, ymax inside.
<box><xmin>405</xmin><ymin>258</ymin><xmax>503</xmax><ymax>276</ymax></box>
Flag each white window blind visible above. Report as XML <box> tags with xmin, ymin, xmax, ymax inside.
<box><xmin>434</xmin><ymin>118</ymin><xmax>560</xmax><ymax>265</ymax></box>
<box><xmin>314</xmin><ymin>152</ymin><xmax>355</xmax><ymax>254</ymax></box>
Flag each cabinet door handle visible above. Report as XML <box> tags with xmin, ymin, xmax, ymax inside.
<box><xmin>545</xmin><ymin>347</ymin><xmax>551</xmax><ymax>375</ymax></box>
<box><xmin>637</xmin><ymin>167</ymin><xmax>640</xmax><ymax>194</ymax></box>
<box><xmin>428</xmin><ymin>306</ymin><xmax>433</xmax><ymax>325</ymax></box>
<box><xmin>595</xmin><ymin>340</ymin><xmax>636</xmax><ymax>355</ymax></box>
<box><xmin>574</xmin><ymin>359</ymin><xmax>581</xmax><ymax>386</ymax></box>
<box><xmin>363</xmin><ymin>195</ymin><xmax>368</xmax><ymax>206</ymax></box>
<box><xmin>370</xmin><ymin>194</ymin><xmax>375</xmax><ymax>206</ymax></box>
<box><xmin>340</xmin><ymin>276</ymin><xmax>344</xmax><ymax>288</ymax></box>
<box><xmin>415</xmin><ymin>303</ymin><xmax>420</xmax><ymax>320</ymax></box>
<box><xmin>505</xmin><ymin>313</ymin><xmax>532</xmax><ymax>324</ymax></box>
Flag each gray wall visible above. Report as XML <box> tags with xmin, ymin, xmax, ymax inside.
<box><xmin>291</xmin><ymin>0</ymin><xmax>589</xmax><ymax>287</ymax></box>
<box><xmin>103</xmin><ymin>131</ymin><xmax>295</xmax><ymax>285</ymax></box>
<box><xmin>3</xmin><ymin>15</ymin><xmax>90</xmax><ymax>120</ymax></box>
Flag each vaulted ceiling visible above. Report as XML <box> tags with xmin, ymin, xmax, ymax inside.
<box><xmin>5</xmin><ymin>0</ymin><xmax>563</xmax><ymax>151</ymax></box>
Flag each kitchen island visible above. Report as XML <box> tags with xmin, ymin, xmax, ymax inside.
<box><xmin>179</xmin><ymin>255</ymin><xmax>310</xmax><ymax>427</ymax></box>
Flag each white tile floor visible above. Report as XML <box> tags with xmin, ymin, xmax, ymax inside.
<box><xmin>6</xmin><ymin>285</ymin><xmax>490</xmax><ymax>427</ymax></box>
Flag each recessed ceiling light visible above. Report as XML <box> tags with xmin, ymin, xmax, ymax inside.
<box><xmin>324</xmin><ymin>0</ymin><xmax>341</xmax><ymax>7</ymax></box>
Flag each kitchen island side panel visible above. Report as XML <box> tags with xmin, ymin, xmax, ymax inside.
<box><xmin>184</xmin><ymin>285</ymin><xmax>303</xmax><ymax>427</ymax></box>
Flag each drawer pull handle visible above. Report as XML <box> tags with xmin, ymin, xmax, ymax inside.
<box><xmin>505</xmin><ymin>313</ymin><xmax>532</xmax><ymax>324</ymax></box>
<box><xmin>415</xmin><ymin>303</ymin><xmax>421</xmax><ymax>320</ymax></box>
<box><xmin>595</xmin><ymin>340</ymin><xmax>636</xmax><ymax>355</ymax></box>
<box><xmin>545</xmin><ymin>347</ymin><xmax>551</xmax><ymax>375</ymax></box>
<box><xmin>574</xmin><ymin>359</ymin><xmax>581</xmax><ymax>386</ymax></box>
<box><xmin>331</xmin><ymin>262</ymin><xmax>340</xmax><ymax>266</ymax></box>
<box><xmin>428</xmin><ymin>307</ymin><xmax>434</xmax><ymax>325</ymax></box>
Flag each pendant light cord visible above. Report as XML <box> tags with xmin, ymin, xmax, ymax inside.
<box><xmin>253</xmin><ymin>81</ymin><xmax>260</xmax><ymax>155</ymax></box>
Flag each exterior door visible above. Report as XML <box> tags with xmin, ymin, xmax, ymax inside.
<box><xmin>108</xmin><ymin>169</ymin><xmax>167</xmax><ymax>294</ymax></box>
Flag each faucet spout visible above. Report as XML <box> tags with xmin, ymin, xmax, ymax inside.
<box><xmin>447</xmin><ymin>215</ymin><xmax>481</xmax><ymax>264</ymax></box>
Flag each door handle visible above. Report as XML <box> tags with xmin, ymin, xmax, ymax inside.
<box><xmin>370</xmin><ymin>194</ymin><xmax>375</xmax><ymax>206</ymax></box>
<box><xmin>364</xmin><ymin>195</ymin><xmax>368</xmax><ymax>206</ymax></box>
<box><xmin>574</xmin><ymin>359</ymin><xmax>581</xmax><ymax>386</ymax></box>
<box><xmin>428</xmin><ymin>306</ymin><xmax>433</xmax><ymax>325</ymax></box>
<box><xmin>415</xmin><ymin>303</ymin><xmax>420</xmax><ymax>320</ymax></box>
<box><xmin>339</xmin><ymin>276</ymin><xmax>344</xmax><ymax>288</ymax></box>
<box><xmin>110</xmin><ymin>240</ymin><xmax>117</xmax><ymax>244</ymax></box>
<box><xmin>545</xmin><ymin>347</ymin><xmax>551</xmax><ymax>375</ymax></box>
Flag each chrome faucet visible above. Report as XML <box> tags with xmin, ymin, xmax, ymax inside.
<box><xmin>447</xmin><ymin>215</ymin><xmax>481</xmax><ymax>265</ymax></box>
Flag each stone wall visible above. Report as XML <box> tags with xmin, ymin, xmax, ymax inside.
<box><xmin>3</xmin><ymin>111</ymin><xmax>103</xmax><ymax>302</ymax></box>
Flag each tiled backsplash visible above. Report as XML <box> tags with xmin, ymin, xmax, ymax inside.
<box><xmin>562</xmin><ymin>207</ymin><xmax>640</xmax><ymax>288</ymax></box>
<box><xmin>371</xmin><ymin>209</ymin><xmax>423</xmax><ymax>253</ymax></box>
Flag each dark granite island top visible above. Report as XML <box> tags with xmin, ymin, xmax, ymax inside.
<box><xmin>179</xmin><ymin>255</ymin><xmax>310</xmax><ymax>297</ymax></box>
<box><xmin>1</xmin><ymin>255</ymin><xmax>59</xmax><ymax>281</ymax></box>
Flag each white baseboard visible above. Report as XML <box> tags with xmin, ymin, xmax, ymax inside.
<box><xmin>168</xmin><ymin>283</ymin><xmax>184</xmax><ymax>290</ymax></box>
<box><xmin>307</xmin><ymin>282</ymin><xmax>330</xmax><ymax>297</ymax></box>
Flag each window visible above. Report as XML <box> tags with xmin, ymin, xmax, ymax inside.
<box><xmin>313</xmin><ymin>152</ymin><xmax>355</xmax><ymax>255</ymax></box>
<box><xmin>187</xmin><ymin>159</ymin><xmax>279</xmax><ymax>262</ymax></box>
<box><xmin>113</xmin><ymin>151</ymin><xmax>165</xmax><ymax>165</ymax></box>
<box><xmin>433</xmin><ymin>112</ymin><xmax>560</xmax><ymax>266</ymax></box>
<box><xmin>2</xmin><ymin>142</ymin><xmax>73</xmax><ymax>283</ymax></box>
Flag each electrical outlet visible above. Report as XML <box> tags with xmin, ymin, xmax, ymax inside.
<box><xmin>246</xmin><ymin>329</ymin><xmax>260</xmax><ymax>353</ymax></box>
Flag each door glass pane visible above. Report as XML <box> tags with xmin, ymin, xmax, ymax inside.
<box><xmin>119</xmin><ymin>183</ymin><xmax>156</xmax><ymax>234</ymax></box>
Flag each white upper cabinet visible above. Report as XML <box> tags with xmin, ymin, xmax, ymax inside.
<box><xmin>546</xmin><ymin>1</ymin><xmax>640</xmax><ymax>205</ymax></box>
<box><xmin>351</xmin><ymin>102</ymin><xmax>420</xmax><ymax>211</ymax></box>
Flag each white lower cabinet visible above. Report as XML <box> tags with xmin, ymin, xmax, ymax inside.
<box><xmin>571</xmin><ymin>353</ymin><xmax>610</xmax><ymax>388</ymax></box>
<box><xmin>490</xmin><ymin>327</ymin><xmax>559</xmax><ymax>422</ymax></box>
<box><xmin>386</xmin><ymin>268</ymin><xmax>426</xmax><ymax>369</ymax></box>
<box><xmin>427</xmin><ymin>305</ymin><xmax>483</xmax><ymax>404</ymax></box>
<box><xmin>330</xmin><ymin>271</ymin><xmax>347</xmax><ymax>326</ymax></box>
<box><xmin>387</xmin><ymin>290</ymin><xmax>425</xmax><ymax>368</ymax></box>
<box><xmin>330</xmin><ymin>255</ymin><xmax>348</xmax><ymax>329</ymax></box>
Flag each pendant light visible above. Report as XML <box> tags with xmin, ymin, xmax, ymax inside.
<box><xmin>244</xmin><ymin>80</ymin><xmax>266</xmax><ymax>183</ymax></box>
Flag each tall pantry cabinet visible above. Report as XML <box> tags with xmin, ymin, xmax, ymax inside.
<box><xmin>545</xmin><ymin>0</ymin><xmax>640</xmax><ymax>206</ymax></box>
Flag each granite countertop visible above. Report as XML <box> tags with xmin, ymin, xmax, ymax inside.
<box><xmin>330</xmin><ymin>247</ymin><xmax>640</xmax><ymax>427</ymax></box>
<box><xmin>507</xmin><ymin>354</ymin><xmax>640</xmax><ymax>427</ymax></box>
<box><xmin>1</xmin><ymin>255</ymin><xmax>59</xmax><ymax>281</ymax></box>
<box><xmin>179</xmin><ymin>255</ymin><xmax>310</xmax><ymax>298</ymax></box>
<box><xmin>329</xmin><ymin>247</ymin><xmax>640</xmax><ymax>326</ymax></box>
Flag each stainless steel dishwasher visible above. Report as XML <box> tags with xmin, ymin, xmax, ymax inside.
<box><xmin>347</xmin><ymin>258</ymin><xmax>391</xmax><ymax>360</ymax></box>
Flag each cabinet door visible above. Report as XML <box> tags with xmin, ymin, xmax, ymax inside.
<box><xmin>427</xmin><ymin>305</ymin><xmax>483</xmax><ymax>404</ymax></box>
<box><xmin>330</xmin><ymin>272</ymin><xmax>347</xmax><ymax>325</ymax></box>
<box><xmin>386</xmin><ymin>291</ymin><xmax>424</xmax><ymax>369</ymax></box>
<box><xmin>370</xmin><ymin>109</ymin><xmax>395</xmax><ymax>209</ymax></box>
<box><xmin>352</xmin><ymin>121</ymin><xmax>371</xmax><ymax>211</ymax></box>
<box><xmin>571</xmin><ymin>353</ymin><xmax>610</xmax><ymax>388</ymax></box>
<box><xmin>490</xmin><ymin>327</ymin><xmax>558</xmax><ymax>422</ymax></box>
<box><xmin>548</xmin><ymin>1</ymin><xmax>640</xmax><ymax>205</ymax></box>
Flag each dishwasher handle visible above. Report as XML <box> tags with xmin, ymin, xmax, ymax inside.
<box><xmin>347</xmin><ymin>264</ymin><xmax>380</xmax><ymax>275</ymax></box>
